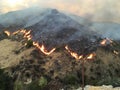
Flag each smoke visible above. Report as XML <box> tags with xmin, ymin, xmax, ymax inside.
<box><xmin>0</xmin><ymin>0</ymin><xmax>120</xmax><ymax>23</ymax></box>
<box><xmin>0</xmin><ymin>0</ymin><xmax>120</xmax><ymax>40</ymax></box>
<box><xmin>92</xmin><ymin>0</ymin><xmax>120</xmax><ymax>23</ymax></box>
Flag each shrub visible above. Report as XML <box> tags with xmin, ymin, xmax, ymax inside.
<box><xmin>0</xmin><ymin>69</ymin><xmax>13</xmax><ymax>90</ymax></box>
<box><xmin>0</xmin><ymin>32</ymin><xmax>8</xmax><ymax>40</ymax></box>
<box><xmin>26</xmin><ymin>81</ymin><xmax>41</xmax><ymax>90</ymax></box>
<box><xmin>38</xmin><ymin>76</ymin><xmax>48</xmax><ymax>89</ymax></box>
<box><xmin>63</xmin><ymin>74</ymin><xmax>78</xmax><ymax>85</ymax></box>
<box><xmin>25</xmin><ymin>40</ymin><xmax>33</xmax><ymax>48</ymax></box>
<box><xmin>14</xmin><ymin>81</ymin><xmax>24</xmax><ymax>90</ymax></box>
<box><xmin>97</xmin><ymin>78</ymin><xmax>120</xmax><ymax>87</ymax></box>
<box><xmin>25</xmin><ymin>77</ymin><xmax>47</xmax><ymax>90</ymax></box>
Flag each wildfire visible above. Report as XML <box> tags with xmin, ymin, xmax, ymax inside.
<box><xmin>87</xmin><ymin>53</ymin><xmax>96</xmax><ymax>60</ymax></box>
<box><xmin>100</xmin><ymin>39</ymin><xmax>107</xmax><ymax>45</ymax></box>
<box><xmin>4</xmin><ymin>29</ymin><xmax>56</xmax><ymax>55</ymax></box>
<box><xmin>33</xmin><ymin>42</ymin><xmax>56</xmax><ymax>55</ymax></box>
<box><xmin>5</xmin><ymin>29</ymin><xmax>116</xmax><ymax>58</ymax></box>
<box><xmin>100</xmin><ymin>38</ymin><xmax>113</xmax><ymax>46</ymax></box>
<box><xmin>65</xmin><ymin>45</ymin><xmax>96</xmax><ymax>60</ymax></box>
<box><xmin>13</xmin><ymin>30</ymin><xmax>20</xmax><ymax>35</ymax></box>
<box><xmin>4</xmin><ymin>29</ymin><xmax>32</xmax><ymax>40</ymax></box>
<box><xmin>23</xmin><ymin>30</ymin><xmax>32</xmax><ymax>40</ymax></box>
<box><xmin>65</xmin><ymin>45</ymin><xmax>83</xmax><ymax>60</ymax></box>
<box><xmin>4</xmin><ymin>31</ymin><xmax>11</xmax><ymax>36</ymax></box>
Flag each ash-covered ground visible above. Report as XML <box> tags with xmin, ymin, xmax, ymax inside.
<box><xmin>0</xmin><ymin>31</ymin><xmax>120</xmax><ymax>90</ymax></box>
<box><xmin>0</xmin><ymin>8</ymin><xmax>120</xmax><ymax>90</ymax></box>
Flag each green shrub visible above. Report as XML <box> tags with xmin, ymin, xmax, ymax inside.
<box><xmin>63</xmin><ymin>74</ymin><xmax>78</xmax><ymax>85</ymax></box>
<box><xmin>25</xmin><ymin>77</ymin><xmax>47</xmax><ymax>90</ymax></box>
<box><xmin>25</xmin><ymin>40</ymin><xmax>33</xmax><ymax>48</ymax></box>
<box><xmin>0</xmin><ymin>69</ymin><xmax>13</xmax><ymax>90</ymax></box>
<box><xmin>97</xmin><ymin>78</ymin><xmax>120</xmax><ymax>87</ymax></box>
<box><xmin>14</xmin><ymin>81</ymin><xmax>24</xmax><ymax>90</ymax></box>
<box><xmin>26</xmin><ymin>81</ymin><xmax>41</xmax><ymax>90</ymax></box>
<box><xmin>0</xmin><ymin>32</ymin><xmax>8</xmax><ymax>40</ymax></box>
<box><xmin>38</xmin><ymin>76</ymin><xmax>47</xmax><ymax>89</ymax></box>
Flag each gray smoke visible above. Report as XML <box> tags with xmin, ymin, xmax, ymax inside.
<box><xmin>0</xmin><ymin>7</ymin><xmax>120</xmax><ymax>40</ymax></box>
<box><xmin>0</xmin><ymin>7</ymin><xmax>47</xmax><ymax>27</ymax></box>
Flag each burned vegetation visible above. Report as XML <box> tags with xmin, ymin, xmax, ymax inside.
<box><xmin>0</xmin><ymin>29</ymin><xmax>120</xmax><ymax>90</ymax></box>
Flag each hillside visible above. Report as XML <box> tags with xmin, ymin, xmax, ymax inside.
<box><xmin>0</xmin><ymin>8</ymin><xmax>100</xmax><ymax>49</ymax></box>
<box><xmin>0</xmin><ymin>8</ymin><xmax>120</xmax><ymax>42</ymax></box>
<box><xmin>0</xmin><ymin>7</ymin><xmax>120</xmax><ymax>90</ymax></box>
<box><xmin>0</xmin><ymin>30</ymin><xmax>120</xmax><ymax>90</ymax></box>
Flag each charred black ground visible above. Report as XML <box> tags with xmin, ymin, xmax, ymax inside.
<box><xmin>0</xmin><ymin>31</ymin><xmax>120</xmax><ymax>90</ymax></box>
<box><xmin>0</xmin><ymin>8</ymin><xmax>120</xmax><ymax>90</ymax></box>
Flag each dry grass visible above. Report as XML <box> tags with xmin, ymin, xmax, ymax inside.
<box><xmin>83</xmin><ymin>48</ymin><xmax>120</xmax><ymax>86</ymax></box>
<box><xmin>0</xmin><ymin>38</ymin><xmax>120</xmax><ymax>88</ymax></box>
<box><xmin>0</xmin><ymin>39</ymin><xmax>34</xmax><ymax>68</ymax></box>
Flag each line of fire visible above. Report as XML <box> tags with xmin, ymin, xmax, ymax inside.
<box><xmin>4</xmin><ymin>29</ymin><xmax>119</xmax><ymax>58</ymax></box>
<box><xmin>4</xmin><ymin>29</ymin><xmax>120</xmax><ymax>90</ymax></box>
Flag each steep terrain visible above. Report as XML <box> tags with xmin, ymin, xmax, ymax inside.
<box><xmin>0</xmin><ymin>31</ymin><xmax>120</xmax><ymax>90</ymax></box>
<box><xmin>0</xmin><ymin>7</ymin><xmax>120</xmax><ymax>90</ymax></box>
<box><xmin>0</xmin><ymin>39</ymin><xmax>34</xmax><ymax>68</ymax></box>
<box><xmin>0</xmin><ymin>7</ymin><xmax>120</xmax><ymax>41</ymax></box>
<box><xmin>0</xmin><ymin>8</ymin><xmax>101</xmax><ymax>51</ymax></box>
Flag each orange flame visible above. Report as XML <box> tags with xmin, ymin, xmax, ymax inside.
<box><xmin>100</xmin><ymin>38</ymin><xmax>113</xmax><ymax>46</ymax></box>
<box><xmin>13</xmin><ymin>30</ymin><xmax>20</xmax><ymax>35</ymax></box>
<box><xmin>20</xmin><ymin>30</ymin><xmax>26</xmax><ymax>33</ymax></box>
<box><xmin>24</xmin><ymin>30</ymin><xmax>31</xmax><ymax>37</ymax></box>
<box><xmin>87</xmin><ymin>53</ymin><xmax>96</xmax><ymax>60</ymax></box>
<box><xmin>65</xmin><ymin>45</ymin><xmax>83</xmax><ymax>60</ymax></box>
<box><xmin>23</xmin><ymin>30</ymin><xmax>32</xmax><ymax>40</ymax></box>
<box><xmin>4</xmin><ymin>29</ymin><xmax>56</xmax><ymax>55</ymax></box>
<box><xmin>33</xmin><ymin>42</ymin><xmax>56</xmax><ymax>55</ymax></box>
<box><xmin>4</xmin><ymin>31</ymin><xmax>11</xmax><ymax>36</ymax></box>
<box><xmin>4</xmin><ymin>29</ymin><xmax>32</xmax><ymax>40</ymax></box>
<box><xmin>4</xmin><ymin>29</ymin><xmax>97</xmax><ymax>57</ymax></box>
<box><xmin>100</xmin><ymin>39</ymin><xmax>107</xmax><ymax>45</ymax></box>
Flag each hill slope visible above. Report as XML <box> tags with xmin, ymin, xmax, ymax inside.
<box><xmin>0</xmin><ymin>32</ymin><xmax>120</xmax><ymax>89</ymax></box>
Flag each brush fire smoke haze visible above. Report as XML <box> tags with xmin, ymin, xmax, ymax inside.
<box><xmin>0</xmin><ymin>0</ymin><xmax>120</xmax><ymax>23</ymax></box>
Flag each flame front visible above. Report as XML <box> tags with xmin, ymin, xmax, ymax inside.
<box><xmin>100</xmin><ymin>39</ymin><xmax>107</xmax><ymax>45</ymax></box>
<box><xmin>4</xmin><ymin>29</ymin><xmax>32</xmax><ymax>39</ymax></box>
<box><xmin>4</xmin><ymin>29</ymin><xmax>55</xmax><ymax>55</ymax></box>
<box><xmin>4</xmin><ymin>30</ymin><xmax>108</xmax><ymax>58</ymax></box>
<box><xmin>33</xmin><ymin>42</ymin><xmax>56</xmax><ymax>55</ymax></box>
<box><xmin>65</xmin><ymin>45</ymin><xmax>96</xmax><ymax>60</ymax></box>
<box><xmin>23</xmin><ymin>30</ymin><xmax>32</xmax><ymax>40</ymax></box>
<box><xmin>87</xmin><ymin>53</ymin><xmax>95</xmax><ymax>60</ymax></box>
<box><xmin>65</xmin><ymin>45</ymin><xmax>83</xmax><ymax>60</ymax></box>
<box><xmin>13</xmin><ymin>30</ymin><xmax>20</xmax><ymax>35</ymax></box>
<box><xmin>100</xmin><ymin>38</ymin><xmax>113</xmax><ymax>46</ymax></box>
<box><xmin>4</xmin><ymin>31</ymin><xmax>11</xmax><ymax>36</ymax></box>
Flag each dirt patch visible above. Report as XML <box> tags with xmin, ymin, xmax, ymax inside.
<box><xmin>0</xmin><ymin>39</ymin><xmax>34</xmax><ymax>68</ymax></box>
